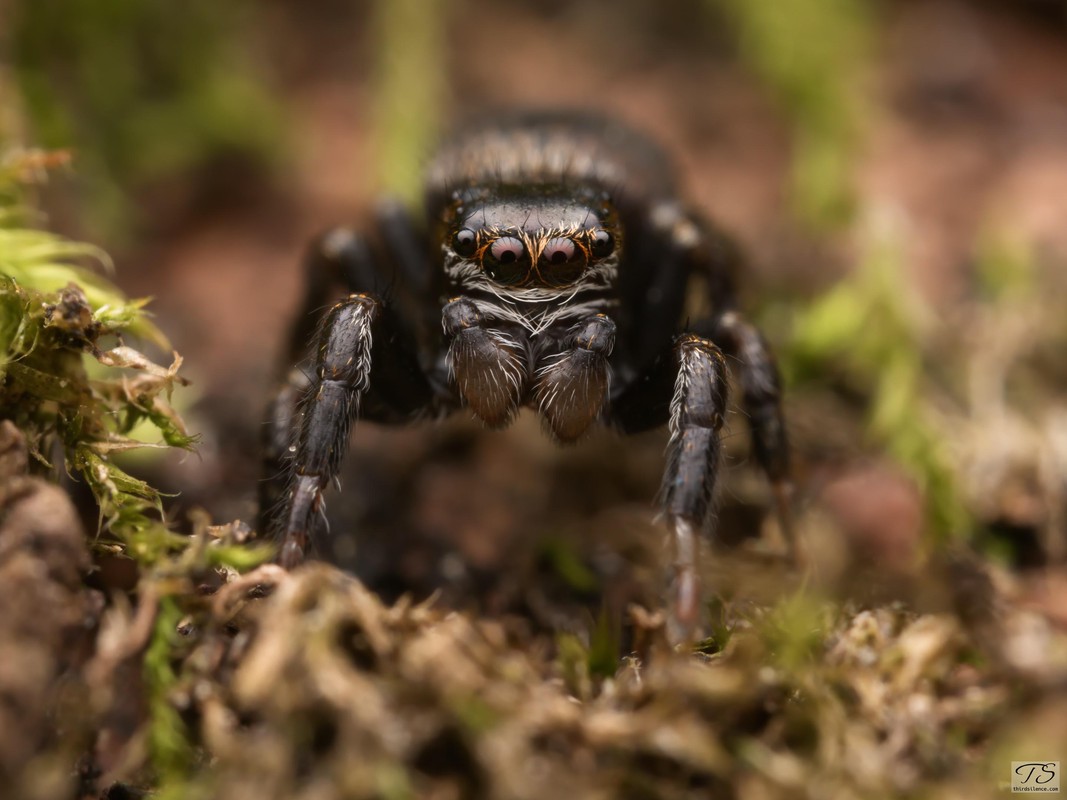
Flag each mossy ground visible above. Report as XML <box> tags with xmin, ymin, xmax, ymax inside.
<box><xmin>4</xmin><ymin>2</ymin><xmax>1067</xmax><ymax>798</ymax></box>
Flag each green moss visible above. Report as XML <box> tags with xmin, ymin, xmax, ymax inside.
<box><xmin>756</xmin><ymin>592</ymin><xmax>831</xmax><ymax>672</ymax></box>
<box><xmin>2</xmin><ymin>149</ymin><xmax>277</xmax><ymax>793</ymax></box>
<box><xmin>539</xmin><ymin>536</ymin><xmax>600</xmax><ymax>593</ymax></box>
<box><xmin>10</xmin><ymin>0</ymin><xmax>283</xmax><ymax>235</ymax></box>
<box><xmin>0</xmin><ymin>149</ymin><xmax>193</xmax><ymax>560</ymax></box>
<box><xmin>369</xmin><ymin>0</ymin><xmax>447</xmax><ymax>205</ymax></box>
<box><xmin>785</xmin><ymin>229</ymin><xmax>970</xmax><ymax>543</ymax></box>
<box><xmin>144</xmin><ymin>596</ymin><xmax>195</xmax><ymax>782</ymax></box>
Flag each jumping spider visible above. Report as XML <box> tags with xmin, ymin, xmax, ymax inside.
<box><xmin>261</xmin><ymin>111</ymin><xmax>791</xmax><ymax>640</ymax></box>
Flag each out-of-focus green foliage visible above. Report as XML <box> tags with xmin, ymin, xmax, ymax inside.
<box><xmin>10</xmin><ymin>0</ymin><xmax>283</xmax><ymax>234</ymax></box>
<box><xmin>785</xmin><ymin>223</ymin><xmax>970</xmax><ymax>543</ymax></box>
<box><xmin>0</xmin><ymin>155</ymin><xmax>166</xmax><ymax>347</ymax></box>
<box><xmin>960</xmin><ymin>231</ymin><xmax>1067</xmax><ymax>562</ymax></box>
<box><xmin>369</xmin><ymin>0</ymin><xmax>447</xmax><ymax>205</ymax></box>
<box><xmin>712</xmin><ymin>0</ymin><xmax>873</xmax><ymax>230</ymax></box>
<box><xmin>756</xmin><ymin>591</ymin><xmax>831</xmax><ymax>672</ymax></box>
<box><xmin>975</xmin><ymin>229</ymin><xmax>1038</xmax><ymax>305</ymax></box>
<box><xmin>539</xmin><ymin>536</ymin><xmax>600</xmax><ymax>593</ymax></box>
<box><xmin>0</xmin><ymin>148</ymin><xmax>195</xmax><ymax>555</ymax></box>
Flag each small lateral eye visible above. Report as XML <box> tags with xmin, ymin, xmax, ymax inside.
<box><xmin>452</xmin><ymin>228</ymin><xmax>477</xmax><ymax>257</ymax></box>
<box><xmin>483</xmin><ymin>236</ymin><xmax>529</xmax><ymax>285</ymax></box>
<box><xmin>591</xmin><ymin>230</ymin><xmax>614</xmax><ymax>259</ymax></box>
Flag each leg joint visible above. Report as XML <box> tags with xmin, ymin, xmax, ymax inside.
<box><xmin>316</xmin><ymin>295</ymin><xmax>380</xmax><ymax>384</ymax></box>
<box><xmin>672</xmin><ymin>335</ymin><xmax>728</xmax><ymax>432</ymax></box>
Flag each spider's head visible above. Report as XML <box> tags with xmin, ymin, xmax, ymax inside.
<box><xmin>443</xmin><ymin>190</ymin><xmax>620</xmax><ymax>289</ymax></box>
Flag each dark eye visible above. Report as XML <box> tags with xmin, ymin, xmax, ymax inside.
<box><xmin>483</xmin><ymin>236</ymin><xmax>529</xmax><ymax>285</ymax></box>
<box><xmin>591</xmin><ymin>230</ymin><xmax>614</xmax><ymax>259</ymax></box>
<box><xmin>541</xmin><ymin>237</ymin><xmax>576</xmax><ymax>265</ymax></box>
<box><xmin>452</xmin><ymin>228</ymin><xmax>477</xmax><ymax>257</ymax></box>
<box><xmin>539</xmin><ymin>237</ymin><xmax>587</xmax><ymax>287</ymax></box>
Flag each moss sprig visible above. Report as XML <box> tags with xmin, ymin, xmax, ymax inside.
<box><xmin>0</xmin><ymin>148</ymin><xmax>193</xmax><ymax>561</ymax></box>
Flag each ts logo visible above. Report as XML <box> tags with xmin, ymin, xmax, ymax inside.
<box><xmin>1012</xmin><ymin>762</ymin><xmax>1060</xmax><ymax>793</ymax></box>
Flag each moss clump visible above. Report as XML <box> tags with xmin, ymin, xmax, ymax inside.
<box><xmin>0</xmin><ymin>148</ymin><xmax>197</xmax><ymax>560</ymax></box>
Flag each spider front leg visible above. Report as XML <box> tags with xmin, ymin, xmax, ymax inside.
<box><xmin>611</xmin><ymin>334</ymin><xmax>729</xmax><ymax>643</ymax></box>
<box><xmin>275</xmin><ymin>290</ymin><xmax>438</xmax><ymax>567</ymax></box>
<box><xmin>259</xmin><ymin>228</ymin><xmax>377</xmax><ymax>532</ymax></box>
<box><xmin>655</xmin><ymin>203</ymin><xmax>795</xmax><ymax>559</ymax></box>
<box><xmin>663</xmin><ymin>336</ymin><xmax>729</xmax><ymax>641</ymax></box>
<box><xmin>278</xmin><ymin>294</ymin><xmax>379</xmax><ymax>568</ymax></box>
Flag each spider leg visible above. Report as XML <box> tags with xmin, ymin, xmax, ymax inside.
<box><xmin>610</xmin><ymin>334</ymin><xmax>729</xmax><ymax>643</ymax></box>
<box><xmin>533</xmin><ymin>314</ymin><xmax>615</xmax><ymax>442</ymax></box>
<box><xmin>443</xmin><ymin>298</ymin><xmax>527</xmax><ymax>427</ymax></box>
<box><xmin>263</xmin><ymin>221</ymin><xmax>439</xmax><ymax>563</ymax></box>
<box><xmin>294</xmin><ymin>204</ymin><xmax>434</xmax><ymax>318</ymax></box>
<box><xmin>274</xmin><ymin>290</ymin><xmax>438</xmax><ymax>567</ymax></box>
<box><xmin>709</xmin><ymin>310</ymin><xmax>794</xmax><ymax>558</ymax></box>
<box><xmin>259</xmin><ymin>227</ymin><xmax>420</xmax><ymax>533</ymax></box>
<box><xmin>278</xmin><ymin>293</ymin><xmax>379</xmax><ymax>568</ymax></box>
<box><xmin>656</xmin><ymin>204</ymin><xmax>795</xmax><ymax>559</ymax></box>
<box><xmin>259</xmin><ymin>365</ymin><xmax>311</xmax><ymax>535</ymax></box>
<box><xmin>284</xmin><ymin>228</ymin><xmax>373</xmax><ymax>365</ymax></box>
<box><xmin>374</xmin><ymin>199</ymin><xmax>433</xmax><ymax>299</ymax></box>
<box><xmin>259</xmin><ymin>229</ymin><xmax>365</xmax><ymax>533</ymax></box>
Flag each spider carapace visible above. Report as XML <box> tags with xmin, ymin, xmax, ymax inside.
<box><xmin>261</xmin><ymin>111</ymin><xmax>791</xmax><ymax>641</ymax></box>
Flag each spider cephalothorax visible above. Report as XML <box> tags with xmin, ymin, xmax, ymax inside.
<box><xmin>261</xmin><ymin>111</ymin><xmax>791</xmax><ymax>641</ymax></box>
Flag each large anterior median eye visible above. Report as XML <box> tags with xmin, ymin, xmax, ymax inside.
<box><xmin>539</xmin><ymin>237</ymin><xmax>587</xmax><ymax>286</ymax></box>
<box><xmin>483</xmin><ymin>236</ymin><xmax>529</xmax><ymax>285</ymax></box>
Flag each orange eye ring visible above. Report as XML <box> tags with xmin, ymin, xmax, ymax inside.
<box><xmin>539</xmin><ymin>237</ymin><xmax>587</xmax><ymax>287</ymax></box>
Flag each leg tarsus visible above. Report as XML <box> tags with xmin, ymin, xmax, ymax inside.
<box><xmin>772</xmin><ymin>479</ymin><xmax>798</xmax><ymax>563</ymax></box>
<box><xmin>278</xmin><ymin>474</ymin><xmax>322</xmax><ymax>569</ymax></box>
<box><xmin>666</xmin><ymin>515</ymin><xmax>702</xmax><ymax>645</ymax></box>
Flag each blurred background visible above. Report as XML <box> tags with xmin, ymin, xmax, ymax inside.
<box><xmin>3</xmin><ymin>0</ymin><xmax>1067</xmax><ymax>619</ymax></box>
